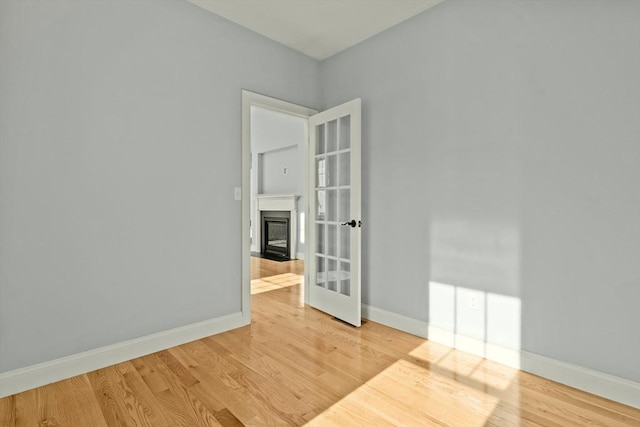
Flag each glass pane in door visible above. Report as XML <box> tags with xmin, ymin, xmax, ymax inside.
<box><xmin>339</xmin><ymin>116</ymin><xmax>350</xmax><ymax>150</ymax></box>
<box><xmin>327</xmin><ymin>224</ymin><xmax>337</xmax><ymax>257</ymax></box>
<box><xmin>340</xmin><ymin>262</ymin><xmax>350</xmax><ymax>296</ymax></box>
<box><xmin>316</xmin><ymin>223</ymin><xmax>325</xmax><ymax>253</ymax></box>
<box><xmin>326</xmin><ymin>155</ymin><xmax>337</xmax><ymax>187</ymax></box>
<box><xmin>316</xmin><ymin>123</ymin><xmax>325</xmax><ymax>155</ymax></box>
<box><xmin>327</xmin><ymin>119</ymin><xmax>338</xmax><ymax>152</ymax></box>
<box><xmin>339</xmin><ymin>153</ymin><xmax>350</xmax><ymax>186</ymax></box>
<box><xmin>328</xmin><ymin>259</ymin><xmax>338</xmax><ymax>292</ymax></box>
<box><xmin>316</xmin><ymin>256</ymin><xmax>325</xmax><ymax>288</ymax></box>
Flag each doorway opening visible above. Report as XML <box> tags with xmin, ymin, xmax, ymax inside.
<box><xmin>241</xmin><ymin>91</ymin><xmax>317</xmax><ymax>325</ymax></box>
<box><xmin>242</xmin><ymin>91</ymin><xmax>362</xmax><ymax>327</ymax></box>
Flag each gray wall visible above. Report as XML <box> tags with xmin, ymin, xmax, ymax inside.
<box><xmin>320</xmin><ymin>0</ymin><xmax>640</xmax><ymax>381</ymax></box>
<box><xmin>0</xmin><ymin>0</ymin><xmax>318</xmax><ymax>372</ymax></box>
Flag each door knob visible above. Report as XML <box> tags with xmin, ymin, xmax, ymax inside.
<box><xmin>341</xmin><ymin>220</ymin><xmax>357</xmax><ymax>228</ymax></box>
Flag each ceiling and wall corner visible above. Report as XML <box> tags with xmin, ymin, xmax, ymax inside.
<box><xmin>187</xmin><ymin>0</ymin><xmax>445</xmax><ymax>60</ymax></box>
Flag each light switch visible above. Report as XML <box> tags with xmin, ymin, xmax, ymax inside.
<box><xmin>233</xmin><ymin>187</ymin><xmax>241</xmax><ymax>200</ymax></box>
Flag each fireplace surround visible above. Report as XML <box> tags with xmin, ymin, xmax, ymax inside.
<box><xmin>255</xmin><ymin>194</ymin><xmax>299</xmax><ymax>260</ymax></box>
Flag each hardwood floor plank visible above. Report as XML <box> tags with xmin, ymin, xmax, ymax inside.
<box><xmin>225</xmin><ymin>338</ymin><xmax>340</xmax><ymax>409</ymax></box>
<box><xmin>1</xmin><ymin>257</ymin><xmax>639</xmax><ymax>426</ymax></box>
<box><xmin>136</xmin><ymin>354</ymin><xmax>217</xmax><ymax>427</ymax></box>
<box><xmin>86</xmin><ymin>368</ymin><xmax>126</xmax><ymax>426</ymax></box>
<box><xmin>0</xmin><ymin>394</ymin><xmax>16</xmax><ymax>427</ymax></box>
<box><xmin>173</xmin><ymin>341</ymin><xmax>263</xmax><ymax>424</ymax></box>
<box><xmin>13</xmin><ymin>389</ymin><xmax>37</xmax><ymax>427</ymax></box>
<box><xmin>55</xmin><ymin>376</ymin><xmax>109</xmax><ymax>427</ymax></box>
<box><xmin>156</xmin><ymin>350</ymin><xmax>200</xmax><ymax>388</ymax></box>
<box><xmin>116</xmin><ymin>362</ymin><xmax>172</xmax><ymax>427</ymax></box>
<box><xmin>111</xmin><ymin>363</ymin><xmax>165</xmax><ymax>427</ymax></box>
<box><xmin>212</xmin><ymin>408</ymin><xmax>244</xmax><ymax>427</ymax></box>
<box><xmin>187</xmin><ymin>339</ymin><xmax>302</xmax><ymax>425</ymax></box>
<box><xmin>87</xmin><ymin>367</ymin><xmax>140</xmax><ymax>427</ymax></box>
<box><xmin>35</xmin><ymin>383</ymin><xmax>61</xmax><ymax>426</ymax></box>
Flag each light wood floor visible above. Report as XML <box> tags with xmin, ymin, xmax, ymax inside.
<box><xmin>251</xmin><ymin>256</ymin><xmax>304</xmax><ymax>280</ymax></box>
<box><xmin>1</xmin><ymin>257</ymin><xmax>638</xmax><ymax>426</ymax></box>
<box><xmin>251</xmin><ymin>257</ymin><xmax>304</xmax><ymax>295</ymax></box>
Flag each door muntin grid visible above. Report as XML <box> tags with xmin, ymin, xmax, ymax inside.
<box><xmin>314</xmin><ymin>116</ymin><xmax>352</xmax><ymax>297</ymax></box>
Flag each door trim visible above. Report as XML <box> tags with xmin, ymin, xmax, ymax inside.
<box><xmin>241</xmin><ymin>90</ymin><xmax>317</xmax><ymax>325</ymax></box>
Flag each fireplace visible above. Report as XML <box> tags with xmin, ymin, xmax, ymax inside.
<box><xmin>261</xmin><ymin>211</ymin><xmax>291</xmax><ymax>260</ymax></box>
<box><xmin>255</xmin><ymin>194</ymin><xmax>299</xmax><ymax>260</ymax></box>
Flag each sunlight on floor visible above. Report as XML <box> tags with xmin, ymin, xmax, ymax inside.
<box><xmin>307</xmin><ymin>354</ymin><xmax>508</xmax><ymax>426</ymax></box>
<box><xmin>408</xmin><ymin>341</ymin><xmax>518</xmax><ymax>391</ymax></box>
<box><xmin>251</xmin><ymin>272</ymin><xmax>303</xmax><ymax>295</ymax></box>
<box><xmin>251</xmin><ymin>261</ymin><xmax>524</xmax><ymax>425</ymax></box>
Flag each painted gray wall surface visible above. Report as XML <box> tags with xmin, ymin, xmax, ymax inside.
<box><xmin>0</xmin><ymin>0</ymin><xmax>318</xmax><ymax>373</ymax></box>
<box><xmin>320</xmin><ymin>0</ymin><xmax>640</xmax><ymax>381</ymax></box>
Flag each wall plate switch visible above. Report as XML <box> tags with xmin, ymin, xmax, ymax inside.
<box><xmin>233</xmin><ymin>187</ymin><xmax>241</xmax><ymax>200</ymax></box>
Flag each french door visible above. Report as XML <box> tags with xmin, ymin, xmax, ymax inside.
<box><xmin>307</xmin><ymin>99</ymin><xmax>362</xmax><ymax>327</ymax></box>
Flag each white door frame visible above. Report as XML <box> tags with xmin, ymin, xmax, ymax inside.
<box><xmin>241</xmin><ymin>90</ymin><xmax>317</xmax><ymax>325</ymax></box>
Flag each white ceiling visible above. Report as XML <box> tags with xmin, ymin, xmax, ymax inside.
<box><xmin>187</xmin><ymin>0</ymin><xmax>444</xmax><ymax>60</ymax></box>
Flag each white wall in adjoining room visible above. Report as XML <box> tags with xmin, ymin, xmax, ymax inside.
<box><xmin>250</xmin><ymin>106</ymin><xmax>307</xmax><ymax>255</ymax></box>
<box><xmin>260</xmin><ymin>146</ymin><xmax>300</xmax><ymax>195</ymax></box>
<box><xmin>320</xmin><ymin>0</ymin><xmax>640</xmax><ymax>383</ymax></box>
<box><xmin>0</xmin><ymin>0</ymin><xmax>319</xmax><ymax>374</ymax></box>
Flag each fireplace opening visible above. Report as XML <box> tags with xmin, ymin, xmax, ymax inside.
<box><xmin>261</xmin><ymin>211</ymin><xmax>291</xmax><ymax>261</ymax></box>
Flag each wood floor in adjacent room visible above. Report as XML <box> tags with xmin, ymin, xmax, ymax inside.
<box><xmin>1</xmin><ymin>257</ymin><xmax>639</xmax><ymax>426</ymax></box>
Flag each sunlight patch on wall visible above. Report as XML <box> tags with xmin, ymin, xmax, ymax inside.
<box><xmin>428</xmin><ymin>281</ymin><xmax>522</xmax><ymax>368</ymax></box>
<box><xmin>427</xmin><ymin>219</ymin><xmax>522</xmax><ymax>367</ymax></box>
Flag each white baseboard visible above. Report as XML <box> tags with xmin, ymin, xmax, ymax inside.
<box><xmin>4</xmin><ymin>305</ymin><xmax>638</xmax><ymax>409</ymax></box>
<box><xmin>362</xmin><ymin>304</ymin><xmax>428</xmax><ymax>339</ymax></box>
<box><xmin>361</xmin><ymin>303</ymin><xmax>640</xmax><ymax>409</ymax></box>
<box><xmin>0</xmin><ymin>311</ymin><xmax>246</xmax><ymax>398</ymax></box>
<box><xmin>520</xmin><ymin>350</ymin><xmax>640</xmax><ymax>409</ymax></box>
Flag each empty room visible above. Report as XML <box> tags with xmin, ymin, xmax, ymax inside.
<box><xmin>1</xmin><ymin>0</ymin><xmax>639</xmax><ymax>425</ymax></box>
